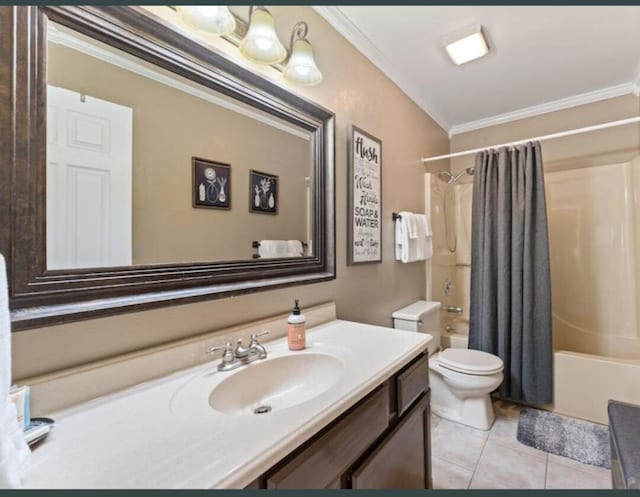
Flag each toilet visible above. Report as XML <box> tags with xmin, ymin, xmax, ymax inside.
<box><xmin>392</xmin><ymin>301</ymin><xmax>504</xmax><ymax>431</ymax></box>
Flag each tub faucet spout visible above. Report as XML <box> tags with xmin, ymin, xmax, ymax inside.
<box><xmin>443</xmin><ymin>305</ymin><xmax>463</xmax><ymax>315</ymax></box>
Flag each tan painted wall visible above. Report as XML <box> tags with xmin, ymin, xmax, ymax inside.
<box><xmin>48</xmin><ymin>43</ymin><xmax>309</xmax><ymax>264</ymax></box>
<box><xmin>11</xmin><ymin>6</ymin><xmax>448</xmax><ymax>380</ymax></box>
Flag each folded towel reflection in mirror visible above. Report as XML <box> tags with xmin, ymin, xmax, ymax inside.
<box><xmin>257</xmin><ymin>240</ymin><xmax>304</xmax><ymax>258</ymax></box>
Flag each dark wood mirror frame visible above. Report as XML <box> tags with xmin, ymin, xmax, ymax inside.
<box><xmin>0</xmin><ymin>6</ymin><xmax>336</xmax><ymax>331</ymax></box>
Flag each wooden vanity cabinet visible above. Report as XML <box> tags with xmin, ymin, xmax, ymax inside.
<box><xmin>351</xmin><ymin>392</ymin><xmax>430</xmax><ymax>489</ymax></box>
<box><xmin>252</xmin><ymin>353</ymin><xmax>431</xmax><ymax>489</ymax></box>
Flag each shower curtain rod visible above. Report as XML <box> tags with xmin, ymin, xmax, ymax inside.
<box><xmin>421</xmin><ymin>116</ymin><xmax>640</xmax><ymax>164</ymax></box>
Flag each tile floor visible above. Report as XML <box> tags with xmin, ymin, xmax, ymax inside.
<box><xmin>430</xmin><ymin>400</ymin><xmax>612</xmax><ymax>489</ymax></box>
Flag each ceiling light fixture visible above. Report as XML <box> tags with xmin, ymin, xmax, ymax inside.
<box><xmin>283</xmin><ymin>22</ymin><xmax>322</xmax><ymax>86</ymax></box>
<box><xmin>443</xmin><ymin>24</ymin><xmax>489</xmax><ymax>66</ymax></box>
<box><xmin>239</xmin><ymin>6</ymin><xmax>287</xmax><ymax>65</ymax></box>
<box><xmin>176</xmin><ymin>6</ymin><xmax>237</xmax><ymax>37</ymax></box>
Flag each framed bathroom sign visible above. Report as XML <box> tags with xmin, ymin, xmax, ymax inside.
<box><xmin>348</xmin><ymin>126</ymin><xmax>382</xmax><ymax>265</ymax></box>
<box><xmin>192</xmin><ymin>157</ymin><xmax>231</xmax><ymax>210</ymax></box>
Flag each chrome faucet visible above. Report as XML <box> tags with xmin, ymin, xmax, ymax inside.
<box><xmin>206</xmin><ymin>330</ymin><xmax>269</xmax><ymax>372</ymax></box>
<box><xmin>234</xmin><ymin>331</ymin><xmax>268</xmax><ymax>361</ymax></box>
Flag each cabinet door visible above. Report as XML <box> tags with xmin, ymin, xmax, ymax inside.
<box><xmin>351</xmin><ymin>393</ymin><xmax>429</xmax><ymax>489</ymax></box>
<box><xmin>266</xmin><ymin>384</ymin><xmax>390</xmax><ymax>489</ymax></box>
<box><xmin>396</xmin><ymin>354</ymin><xmax>428</xmax><ymax>416</ymax></box>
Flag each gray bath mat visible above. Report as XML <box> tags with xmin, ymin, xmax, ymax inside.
<box><xmin>517</xmin><ymin>408</ymin><xmax>610</xmax><ymax>469</ymax></box>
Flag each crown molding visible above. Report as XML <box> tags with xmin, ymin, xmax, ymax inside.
<box><xmin>315</xmin><ymin>6</ymin><xmax>639</xmax><ymax>138</ymax></box>
<box><xmin>450</xmin><ymin>82</ymin><xmax>636</xmax><ymax>136</ymax></box>
<box><xmin>312</xmin><ymin>6</ymin><xmax>451</xmax><ymax>132</ymax></box>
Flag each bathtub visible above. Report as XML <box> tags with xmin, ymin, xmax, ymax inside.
<box><xmin>553</xmin><ymin>351</ymin><xmax>640</xmax><ymax>425</ymax></box>
<box><xmin>439</xmin><ymin>317</ymin><xmax>640</xmax><ymax>425</ymax></box>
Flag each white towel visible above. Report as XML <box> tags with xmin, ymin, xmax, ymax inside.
<box><xmin>407</xmin><ymin>214</ymin><xmax>418</xmax><ymax>239</ymax></box>
<box><xmin>395</xmin><ymin>212</ymin><xmax>417</xmax><ymax>262</ymax></box>
<box><xmin>0</xmin><ymin>254</ymin><xmax>31</xmax><ymax>489</ymax></box>
<box><xmin>285</xmin><ymin>240</ymin><xmax>304</xmax><ymax>257</ymax></box>
<box><xmin>415</xmin><ymin>214</ymin><xmax>433</xmax><ymax>260</ymax></box>
<box><xmin>394</xmin><ymin>211</ymin><xmax>409</xmax><ymax>262</ymax></box>
<box><xmin>420</xmin><ymin>213</ymin><xmax>433</xmax><ymax>237</ymax></box>
<box><xmin>258</xmin><ymin>240</ymin><xmax>304</xmax><ymax>258</ymax></box>
<box><xmin>395</xmin><ymin>212</ymin><xmax>433</xmax><ymax>263</ymax></box>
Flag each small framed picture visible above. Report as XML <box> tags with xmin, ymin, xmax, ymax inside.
<box><xmin>192</xmin><ymin>157</ymin><xmax>231</xmax><ymax>210</ymax></box>
<box><xmin>249</xmin><ymin>169</ymin><xmax>278</xmax><ymax>215</ymax></box>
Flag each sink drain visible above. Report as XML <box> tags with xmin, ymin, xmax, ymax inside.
<box><xmin>253</xmin><ymin>405</ymin><xmax>272</xmax><ymax>415</ymax></box>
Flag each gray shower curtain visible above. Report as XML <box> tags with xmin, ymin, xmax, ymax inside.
<box><xmin>468</xmin><ymin>141</ymin><xmax>553</xmax><ymax>404</ymax></box>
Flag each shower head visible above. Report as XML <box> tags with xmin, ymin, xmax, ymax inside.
<box><xmin>436</xmin><ymin>171</ymin><xmax>454</xmax><ymax>183</ymax></box>
<box><xmin>435</xmin><ymin>167</ymin><xmax>475</xmax><ymax>184</ymax></box>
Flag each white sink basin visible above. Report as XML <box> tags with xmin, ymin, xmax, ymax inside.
<box><xmin>209</xmin><ymin>353</ymin><xmax>344</xmax><ymax>415</ymax></box>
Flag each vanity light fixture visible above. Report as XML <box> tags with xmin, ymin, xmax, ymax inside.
<box><xmin>283</xmin><ymin>21</ymin><xmax>322</xmax><ymax>87</ymax></box>
<box><xmin>443</xmin><ymin>24</ymin><xmax>489</xmax><ymax>65</ymax></box>
<box><xmin>239</xmin><ymin>6</ymin><xmax>287</xmax><ymax>65</ymax></box>
<box><xmin>176</xmin><ymin>6</ymin><xmax>237</xmax><ymax>37</ymax></box>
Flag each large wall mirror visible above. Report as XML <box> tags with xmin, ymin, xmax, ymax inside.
<box><xmin>1</xmin><ymin>6</ymin><xmax>335</xmax><ymax>330</ymax></box>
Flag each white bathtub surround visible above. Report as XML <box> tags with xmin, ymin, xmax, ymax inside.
<box><xmin>547</xmin><ymin>159</ymin><xmax>640</xmax><ymax>360</ymax></box>
<box><xmin>0</xmin><ymin>254</ymin><xmax>31</xmax><ymax>489</ymax></box>
<box><xmin>23</xmin><ymin>320</ymin><xmax>430</xmax><ymax>488</ymax></box>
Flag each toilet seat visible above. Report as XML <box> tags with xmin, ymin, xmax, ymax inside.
<box><xmin>437</xmin><ymin>348</ymin><xmax>503</xmax><ymax>376</ymax></box>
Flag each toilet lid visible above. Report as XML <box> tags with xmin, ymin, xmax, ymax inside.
<box><xmin>438</xmin><ymin>348</ymin><xmax>504</xmax><ymax>375</ymax></box>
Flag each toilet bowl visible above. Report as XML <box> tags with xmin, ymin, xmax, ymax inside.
<box><xmin>392</xmin><ymin>301</ymin><xmax>504</xmax><ymax>431</ymax></box>
<box><xmin>429</xmin><ymin>348</ymin><xmax>503</xmax><ymax>430</ymax></box>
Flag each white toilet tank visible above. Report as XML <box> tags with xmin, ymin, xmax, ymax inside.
<box><xmin>392</xmin><ymin>301</ymin><xmax>441</xmax><ymax>355</ymax></box>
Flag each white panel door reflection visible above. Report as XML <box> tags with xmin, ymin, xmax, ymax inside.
<box><xmin>47</xmin><ymin>85</ymin><xmax>133</xmax><ymax>269</ymax></box>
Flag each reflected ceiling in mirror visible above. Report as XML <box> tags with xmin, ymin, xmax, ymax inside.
<box><xmin>46</xmin><ymin>22</ymin><xmax>313</xmax><ymax>270</ymax></box>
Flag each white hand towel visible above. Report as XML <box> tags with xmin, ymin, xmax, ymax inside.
<box><xmin>407</xmin><ymin>213</ymin><xmax>418</xmax><ymax>239</ymax></box>
<box><xmin>395</xmin><ymin>216</ymin><xmax>403</xmax><ymax>261</ymax></box>
<box><xmin>0</xmin><ymin>254</ymin><xmax>31</xmax><ymax>489</ymax></box>
<box><xmin>259</xmin><ymin>240</ymin><xmax>303</xmax><ymax>258</ymax></box>
<box><xmin>286</xmin><ymin>240</ymin><xmax>304</xmax><ymax>257</ymax></box>
<box><xmin>413</xmin><ymin>214</ymin><xmax>426</xmax><ymax>260</ymax></box>
<box><xmin>395</xmin><ymin>212</ymin><xmax>413</xmax><ymax>262</ymax></box>
<box><xmin>415</xmin><ymin>214</ymin><xmax>433</xmax><ymax>260</ymax></box>
<box><xmin>258</xmin><ymin>240</ymin><xmax>285</xmax><ymax>258</ymax></box>
<box><xmin>419</xmin><ymin>213</ymin><xmax>433</xmax><ymax>237</ymax></box>
<box><xmin>401</xmin><ymin>212</ymin><xmax>418</xmax><ymax>263</ymax></box>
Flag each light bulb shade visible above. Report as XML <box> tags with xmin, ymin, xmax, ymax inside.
<box><xmin>283</xmin><ymin>39</ymin><xmax>322</xmax><ymax>86</ymax></box>
<box><xmin>176</xmin><ymin>6</ymin><xmax>237</xmax><ymax>36</ymax></box>
<box><xmin>239</xmin><ymin>8</ymin><xmax>287</xmax><ymax>65</ymax></box>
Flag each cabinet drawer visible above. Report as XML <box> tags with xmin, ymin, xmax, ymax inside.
<box><xmin>266</xmin><ymin>383</ymin><xmax>390</xmax><ymax>489</ymax></box>
<box><xmin>396</xmin><ymin>355</ymin><xmax>428</xmax><ymax>416</ymax></box>
<box><xmin>351</xmin><ymin>393</ymin><xmax>429</xmax><ymax>489</ymax></box>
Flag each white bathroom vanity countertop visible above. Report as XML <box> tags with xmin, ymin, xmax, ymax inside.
<box><xmin>24</xmin><ymin>320</ymin><xmax>431</xmax><ymax>489</ymax></box>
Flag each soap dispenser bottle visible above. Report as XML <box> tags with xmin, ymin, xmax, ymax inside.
<box><xmin>287</xmin><ymin>299</ymin><xmax>306</xmax><ymax>350</ymax></box>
